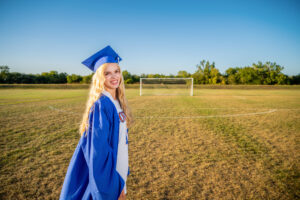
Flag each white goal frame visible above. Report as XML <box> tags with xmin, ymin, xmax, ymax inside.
<box><xmin>139</xmin><ymin>78</ymin><xmax>193</xmax><ymax>96</ymax></box>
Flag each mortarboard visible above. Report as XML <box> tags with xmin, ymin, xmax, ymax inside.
<box><xmin>81</xmin><ymin>45</ymin><xmax>122</xmax><ymax>72</ymax></box>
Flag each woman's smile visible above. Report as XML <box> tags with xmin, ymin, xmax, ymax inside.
<box><xmin>111</xmin><ymin>79</ymin><xmax>119</xmax><ymax>85</ymax></box>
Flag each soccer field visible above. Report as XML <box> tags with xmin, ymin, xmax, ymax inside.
<box><xmin>0</xmin><ymin>87</ymin><xmax>299</xmax><ymax>199</ymax></box>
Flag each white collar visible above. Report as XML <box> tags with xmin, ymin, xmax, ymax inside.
<box><xmin>102</xmin><ymin>89</ymin><xmax>119</xmax><ymax>104</ymax></box>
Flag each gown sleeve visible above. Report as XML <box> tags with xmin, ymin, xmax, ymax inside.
<box><xmin>81</xmin><ymin>100</ymin><xmax>125</xmax><ymax>200</ymax></box>
<box><xmin>127</xmin><ymin>128</ymin><xmax>130</xmax><ymax>176</ymax></box>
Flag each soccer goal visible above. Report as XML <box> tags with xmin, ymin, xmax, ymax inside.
<box><xmin>140</xmin><ymin>78</ymin><xmax>193</xmax><ymax>96</ymax></box>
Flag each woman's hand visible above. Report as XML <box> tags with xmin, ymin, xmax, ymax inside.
<box><xmin>118</xmin><ymin>189</ymin><xmax>126</xmax><ymax>200</ymax></box>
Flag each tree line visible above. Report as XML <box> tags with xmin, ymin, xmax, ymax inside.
<box><xmin>1</xmin><ymin>60</ymin><xmax>299</xmax><ymax>84</ymax></box>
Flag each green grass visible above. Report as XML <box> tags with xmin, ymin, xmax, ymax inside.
<box><xmin>0</xmin><ymin>87</ymin><xmax>299</xmax><ymax>199</ymax></box>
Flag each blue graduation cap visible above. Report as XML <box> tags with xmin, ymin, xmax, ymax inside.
<box><xmin>81</xmin><ymin>45</ymin><xmax>122</xmax><ymax>72</ymax></box>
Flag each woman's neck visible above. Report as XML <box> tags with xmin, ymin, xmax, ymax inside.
<box><xmin>104</xmin><ymin>87</ymin><xmax>117</xmax><ymax>101</ymax></box>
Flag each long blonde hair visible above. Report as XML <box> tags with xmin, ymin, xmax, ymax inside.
<box><xmin>79</xmin><ymin>63</ymin><xmax>134</xmax><ymax>137</ymax></box>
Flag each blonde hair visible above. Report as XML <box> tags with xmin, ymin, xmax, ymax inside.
<box><xmin>79</xmin><ymin>63</ymin><xmax>134</xmax><ymax>137</ymax></box>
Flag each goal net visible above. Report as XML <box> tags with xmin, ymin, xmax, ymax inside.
<box><xmin>140</xmin><ymin>78</ymin><xmax>193</xmax><ymax>96</ymax></box>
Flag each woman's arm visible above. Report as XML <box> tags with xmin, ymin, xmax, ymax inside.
<box><xmin>82</xmin><ymin>100</ymin><xmax>125</xmax><ymax>200</ymax></box>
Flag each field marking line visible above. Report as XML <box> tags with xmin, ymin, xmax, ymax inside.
<box><xmin>134</xmin><ymin>107</ymin><xmax>300</xmax><ymax>110</ymax></box>
<box><xmin>0</xmin><ymin>96</ymin><xmax>86</xmax><ymax>106</ymax></box>
<box><xmin>135</xmin><ymin>109</ymin><xmax>278</xmax><ymax>119</ymax></box>
<box><xmin>48</xmin><ymin>105</ymin><xmax>82</xmax><ymax>115</ymax></box>
<box><xmin>48</xmin><ymin>105</ymin><xmax>295</xmax><ymax>119</ymax></box>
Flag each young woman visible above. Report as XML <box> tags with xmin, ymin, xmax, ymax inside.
<box><xmin>59</xmin><ymin>45</ymin><xmax>133</xmax><ymax>200</ymax></box>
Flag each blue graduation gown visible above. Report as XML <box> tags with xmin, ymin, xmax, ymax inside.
<box><xmin>59</xmin><ymin>93</ymin><xmax>130</xmax><ymax>200</ymax></box>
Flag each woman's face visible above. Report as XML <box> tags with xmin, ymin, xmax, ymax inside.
<box><xmin>103</xmin><ymin>63</ymin><xmax>121</xmax><ymax>90</ymax></box>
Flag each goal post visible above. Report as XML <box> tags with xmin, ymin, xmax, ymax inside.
<box><xmin>139</xmin><ymin>78</ymin><xmax>193</xmax><ymax>96</ymax></box>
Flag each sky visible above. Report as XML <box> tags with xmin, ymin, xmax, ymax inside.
<box><xmin>0</xmin><ymin>0</ymin><xmax>299</xmax><ymax>76</ymax></box>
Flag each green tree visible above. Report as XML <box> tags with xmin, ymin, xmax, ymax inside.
<box><xmin>81</xmin><ymin>74</ymin><xmax>93</xmax><ymax>84</ymax></box>
<box><xmin>124</xmin><ymin>78</ymin><xmax>133</xmax><ymax>84</ymax></box>
<box><xmin>67</xmin><ymin>74</ymin><xmax>82</xmax><ymax>83</ymax></box>
<box><xmin>225</xmin><ymin>67</ymin><xmax>240</xmax><ymax>84</ymax></box>
<box><xmin>58</xmin><ymin>72</ymin><xmax>68</xmax><ymax>83</ymax></box>
<box><xmin>252</xmin><ymin>61</ymin><xmax>285</xmax><ymax>84</ymax></box>
<box><xmin>276</xmin><ymin>74</ymin><xmax>287</xmax><ymax>85</ymax></box>
<box><xmin>238</xmin><ymin>67</ymin><xmax>259</xmax><ymax>84</ymax></box>
<box><xmin>122</xmin><ymin>70</ymin><xmax>132</xmax><ymax>81</ymax></box>
<box><xmin>8</xmin><ymin>72</ymin><xmax>23</xmax><ymax>83</ymax></box>
<box><xmin>0</xmin><ymin>65</ymin><xmax>10</xmax><ymax>83</ymax></box>
<box><xmin>131</xmin><ymin>74</ymin><xmax>140</xmax><ymax>83</ymax></box>
<box><xmin>210</xmin><ymin>67</ymin><xmax>221</xmax><ymax>84</ymax></box>
<box><xmin>193</xmin><ymin>60</ymin><xmax>221</xmax><ymax>84</ymax></box>
<box><xmin>177</xmin><ymin>70</ymin><xmax>190</xmax><ymax>78</ymax></box>
<box><xmin>289</xmin><ymin>74</ymin><xmax>300</xmax><ymax>84</ymax></box>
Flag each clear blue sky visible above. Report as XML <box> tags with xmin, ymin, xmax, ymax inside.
<box><xmin>0</xmin><ymin>0</ymin><xmax>299</xmax><ymax>76</ymax></box>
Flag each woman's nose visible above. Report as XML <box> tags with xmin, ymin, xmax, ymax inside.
<box><xmin>112</xmin><ymin>73</ymin><xmax>118</xmax><ymax>79</ymax></box>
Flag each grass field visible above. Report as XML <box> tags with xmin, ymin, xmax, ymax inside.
<box><xmin>0</xmin><ymin>86</ymin><xmax>299</xmax><ymax>199</ymax></box>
